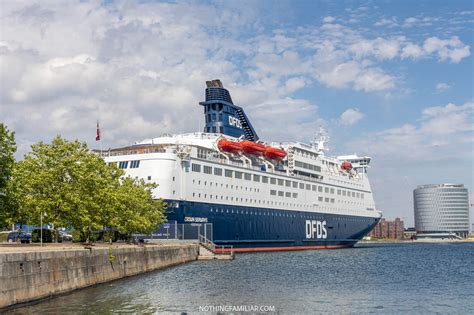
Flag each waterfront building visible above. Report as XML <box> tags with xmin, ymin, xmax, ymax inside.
<box><xmin>413</xmin><ymin>184</ymin><xmax>470</xmax><ymax>239</ymax></box>
<box><xmin>369</xmin><ymin>218</ymin><xmax>404</xmax><ymax>239</ymax></box>
<box><xmin>403</xmin><ymin>227</ymin><xmax>416</xmax><ymax>240</ymax></box>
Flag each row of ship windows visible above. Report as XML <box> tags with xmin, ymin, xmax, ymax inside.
<box><xmin>191</xmin><ymin>163</ymin><xmax>365</xmax><ymax>199</ymax></box>
<box><xmin>270</xmin><ymin>189</ymin><xmax>336</xmax><ymax>203</ymax></box>
<box><xmin>197</xmin><ymin>147</ymin><xmax>363</xmax><ymax>187</ymax></box>
<box><xmin>110</xmin><ymin>161</ymin><xmax>140</xmax><ymax>169</ymax></box>
<box><xmin>191</xmin><ymin>192</ymin><xmax>364</xmax><ymax>208</ymax></box>
<box><xmin>294</xmin><ymin>148</ymin><xmax>318</xmax><ymax>161</ymax></box>
<box><xmin>194</xmin><ymin>153</ymin><xmax>364</xmax><ymax>189</ymax></box>
<box><xmin>294</xmin><ymin>160</ymin><xmax>321</xmax><ymax>172</ymax></box>
<box><xmin>193</xmin><ymin>193</ymin><xmax>302</xmax><ymax>207</ymax></box>
<box><xmin>329</xmin><ymin>177</ymin><xmax>364</xmax><ymax>189</ymax></box>
<box><xmin>192</xmin><ymin>180</ymin><xmax>260</xmax><ymax>193</ymax></box>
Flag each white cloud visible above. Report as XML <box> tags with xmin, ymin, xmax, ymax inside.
<box><xmin>10</xmin><ymin>54</ymin><xmax>106</xmax><ymax>103</ymax></box>
<box><xmin>423</xmin><ymin>36</ymin><xmax>470</xmax><ymax>63</ymax></box>
<box><xmin>403</xmin><ymin>17</ymin><xmax>419</xmax><ymax>27</ymax></box>
<box><xmin>349</xmin><ymin>38</ymin><xmax>400</xmax><ymax>60</ymax></box>
<box><xmin>285</xmin><ymin>77</ymin><xmax>307</xmax><ymax>93</ymax></box>
<box><xmin>316</xmin><ymin>61</ymin><xmax>361</xmax><ymax>89</ymax></box>
<box><xmin>351</xmin><ymin>101</ymin><xmax>474</xmax><ymax>160</ymax></box>
<box><xmin>0</xmin><ymin>1</ymin><xmax>471</xmax><ymax>158</ymax></box>
<box><xmin>347</xmin><ymin>36</ymin><xmax>470</xmax><ymax>63</ymax></box>
<box><xmin>0</xmin><ymin>1</ymin><xmax>258</xmax><ymax>152</ymax></box>
<box><xmin>250</xmin><ymin>50</ymin><xmax>309</xmax><ymax>78</ymax></box>
<box><xmin>374</xmin><ymin>17</ymin><xmax>398</xmax><ymax>28</ymax></box>
<box><xmin>353</xmin><ymin>68</ymin><xmax>395</xmax><ymax>91</ymax></box>
<box><xmin>401</xmin><ymin>43</ymin><xmax>424</xmax><ymax>59</ymax></box>
<box><xmin>339</xmin><ymin>108</ymin><xmax>365</xmax><ymax>125</ymax></box>
<box><xmin>323</xmin><ymin>16</ymin><xmax>336</xmax><ymax>23</ymax></box>
<box><xmin>345</xmin><ymin>101</ymin><xmax>474</xmax><ymax>223</ymax></box>
<box><xmin>247</xmin><ymin>98</ymin><xmax>321</xmax><ymax>142</ymax></box>
<box><xmin>403</xmin><ymin>16</ymin><xmax>439</xmax><ymax>28</ymax></box>
<box><xmin>435</xmin><ymin>82</ymin><xmax>451</xmax><ymax>92</ymax></box>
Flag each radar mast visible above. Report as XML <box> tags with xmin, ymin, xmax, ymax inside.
<box><xmin>312</xmin><ymin>126</ymin><xmax>329</xmax><ymax>155</ymax></box>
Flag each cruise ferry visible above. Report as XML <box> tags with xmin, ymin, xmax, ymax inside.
<box><xmin>102</xmin><ymin>80</ymin><xmax>382</xmax><ymax>252</ymax></box>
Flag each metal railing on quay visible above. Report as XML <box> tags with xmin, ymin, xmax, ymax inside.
<box><xmin>132</xmin><ymin>222</ymin><xmax>213</xmax><ymax>242</ymax></box>
<box><xmin>198</xmin><ymin>234</ymin><xmax>233</xmax><ymax>256</ymax></box>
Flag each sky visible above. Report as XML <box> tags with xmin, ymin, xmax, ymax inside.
<box><xmin>1</xmin><ymin>0</ymin><xmax>473</xmax><ymax>226</ymax></box>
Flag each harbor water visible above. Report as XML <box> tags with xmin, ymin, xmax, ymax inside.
<box><xmin>6</xmin><ymin>242</ymin><xmax>474</xmax><ymax>314</ymax></box>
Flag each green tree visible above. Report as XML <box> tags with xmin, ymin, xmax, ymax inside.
<box><xmin>9</xmin><ymin>136</ymin><xmax>166</xmax><ymax>239</ymax></box>
<box><xmin>111</xmin><ymin>177</ymin><xmax>167</xmax><ymax>236</ymax></box>
<box><xmin>0</xmin><ymin>123</ymin><xmax>16</xmax><ymax>228</ymax></box>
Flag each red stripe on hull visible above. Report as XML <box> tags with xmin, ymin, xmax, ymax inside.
<box><xmin>216</xmin><ymin>244</ymin><xmax>353</xmax><ymax>253</ymax></box>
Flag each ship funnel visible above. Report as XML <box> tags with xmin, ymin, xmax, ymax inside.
<box><xmin>199</xmin><ymin>80</ymin><xmax>259</xmax><ymax>141</ymax></box>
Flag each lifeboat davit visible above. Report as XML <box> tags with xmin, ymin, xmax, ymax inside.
<box><xmin>218</xmin><ymin>139</ymin><xmax>243</xmax><ymax>154</ymax></box>
<box><xmin>240</xmin><ymin>140</ymin><xmax>266</xmax><ymax>155</ymax></box>
<box><xmin>264</xmin><ymin>147</ymin><xmax>286</xmax><ymax>160</ymax></box>
<box><xmin>341</xmin><ymin>161</ymin><xmax>352</xmax><ymax>170</ymax></box>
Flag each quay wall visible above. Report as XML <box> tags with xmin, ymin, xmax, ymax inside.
<box><xmin>0</xmin><ymin>244</ymin><xmax>199</xmax><ymax>309</ymax></box>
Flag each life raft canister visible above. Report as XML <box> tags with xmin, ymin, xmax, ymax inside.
<box><xmin>341</xmin><ymin>161</ymin><xmax>352</xmax><ymax>170</ymax></box>
<box><xmin>240</xmin><ymin>140</ymin><xmax>266</xmax><ymax>155</ymax></box>
<box><xmin>217</xmin><ymin>138</ymin><xmax>243</xmax><ymax>154</ymax></box>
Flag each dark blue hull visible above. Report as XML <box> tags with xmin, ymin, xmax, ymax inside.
<box><xmin>166</xmin><ymin>200</ymin><xmax>379</xmax><ymax>252</ymax></box>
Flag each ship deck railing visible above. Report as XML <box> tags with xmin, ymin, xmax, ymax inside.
<box><xmin>97</xmin><ymin>144</ymin><xmax>364</xmax><ymax>185</ymax></box>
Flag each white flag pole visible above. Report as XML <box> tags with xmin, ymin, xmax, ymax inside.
<box><xmin>97</xmin><ymin>120</ymin><xmax>103</xmax><ymax>156</ymax></box>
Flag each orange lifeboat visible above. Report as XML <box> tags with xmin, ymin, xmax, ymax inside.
<box><xmin>240</xmin><ymin>140</ymin><xmax>266</xmax><ymax>155</ymax></box>
<box><xmin>341</xmin><ymin>161</ymin><xmax>352</xmax><ymax>170</ymax></box>
<box><xmin>218</xmin><ymin>139</ymin><xmax>243</xmax><ymax>154</ymax></box>
<box><xmin>264</xmin><ymin>147</ymin><xmax>286</xmax><ymax>160</ymax></box>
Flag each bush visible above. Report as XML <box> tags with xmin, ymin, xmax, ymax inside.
<box><xmin>31</xmin><ymin>229</ymin><xmax>54</xmax><ymax>243</ymax></box>
<box><xmin>0</xmin><ymin>232</ymin><xmax>9</xmax><ymax>242</ymax></box>
<box><xmin>71</xmin><ymin>230</ymin><xmax>83</xmax><ymax>242</ymax></box>
<box><xmin>71</xmin><ymin>229</ymin><xmax>131</xmax><ymax>243</ymax></box>
<box><xmin>72</xmin><ymin>230</ymin><xmax>102</xmax><ymax>243</ymax></box>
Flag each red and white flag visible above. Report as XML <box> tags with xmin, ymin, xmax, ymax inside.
<box><xmin>96</xmin><ymin>121</ymin><xmax>101</xmax><ymax>141</ymax></box>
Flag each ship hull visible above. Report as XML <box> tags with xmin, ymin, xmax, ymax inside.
<box><xmin>165</xmin><ymin>200</ymin><xmax>380</xmax><ymax>252</ymax></box>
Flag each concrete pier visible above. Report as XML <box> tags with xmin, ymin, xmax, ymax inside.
<box><xmin>0</xmin><ymin>242</ymin><xmax>199</xmax><ymax>309</ymax></box>
<box><xmin>198</xmin><ymin>245</ymin><xmax>234</xmax><ymax>260</ymax></box>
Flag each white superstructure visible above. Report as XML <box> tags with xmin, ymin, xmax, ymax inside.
<box><xmin>102</xmin><ymin>132</ymin><xmax>380</xmax><ymax>220</ymax></box>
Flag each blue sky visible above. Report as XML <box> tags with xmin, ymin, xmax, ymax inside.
<box><xmin>1</xmin><ymin>0</ymin><xmax>473</xmax><ymax>226</ymax></box>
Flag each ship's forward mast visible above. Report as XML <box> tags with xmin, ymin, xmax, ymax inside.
<box><xmin>312</xmin><ymin>126</ymin><xmax>329</xmax><ymax>155</ymax></box>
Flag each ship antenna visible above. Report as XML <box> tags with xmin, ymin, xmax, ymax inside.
<box><xmin>313</xmin><ymin>126</ymin><xmax>329</xmax><ymax>155</ymax></box>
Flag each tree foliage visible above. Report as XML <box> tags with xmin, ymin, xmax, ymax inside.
<box><xmin>0</xmin><ymin>123</ymin><xmax>16</xmax><ymax>227</ymax></box>
<box><xmin>8</xmin><ymin>136</ymin><xmax>166</xmax><ymax>237</ymax></box>
<box><xmin>112</xmin><ymin>178</ymin><xmax>167</xmax><ymax>235</ymax></box>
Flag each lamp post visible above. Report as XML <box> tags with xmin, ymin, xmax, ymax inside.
<box><xmin>40</xmin><ymin>211</ymin><xmax>43</xmax><ymax>247</ymax></box>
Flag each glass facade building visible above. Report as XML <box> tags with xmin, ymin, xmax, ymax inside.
<box><xmin>414</xmin><ymin>184</ymin><xmax>470</xmax><ymax>238</ymax></box>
